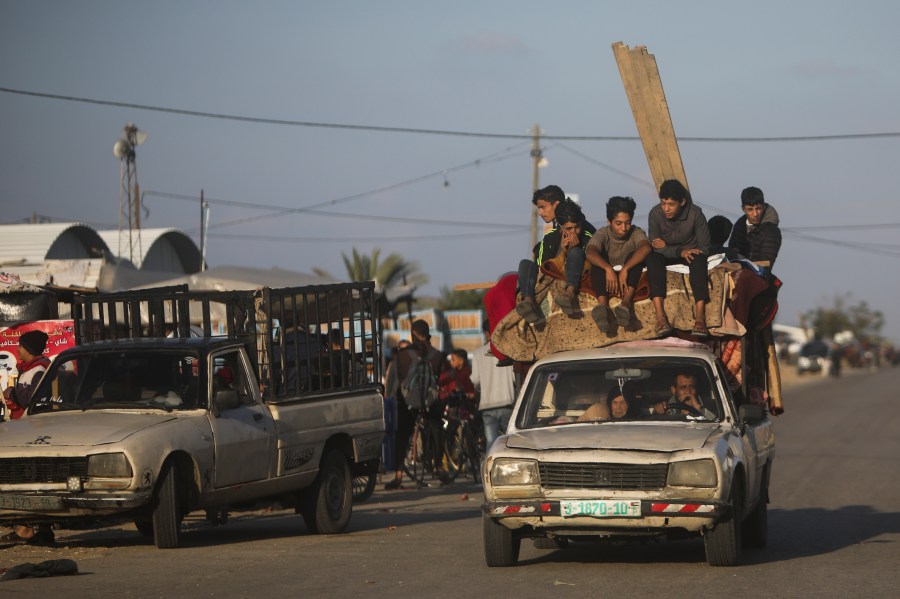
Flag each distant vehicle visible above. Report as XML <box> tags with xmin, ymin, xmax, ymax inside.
<box><xmin>796</xmin><ymin>340</ymin><xmax>830</xmax><ymax>375</ymax></box>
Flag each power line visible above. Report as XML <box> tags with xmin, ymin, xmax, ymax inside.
<box><xmin>147</xmin><ymin>142</ymin><xmax>532</xmax><ymax>231</ymax></box>
<box><xmin>147</xmin><ymin>190</ymin><xmax>529</xmax><ymax>231</ymax></box>
<box><xmin>4</xmin><ymin>86</ymin><xmax>900</xmax><ymax>142</ymax></box>
<box><xmin>207</xmin><ymin>229</ymin><xmax>526</xmax><ymax>243</ymax></box>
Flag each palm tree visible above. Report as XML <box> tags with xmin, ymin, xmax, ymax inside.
<box><xmin>314</xmin><ymin>247</ymin><xmax>427</xmax><ymax>292</ymax></box>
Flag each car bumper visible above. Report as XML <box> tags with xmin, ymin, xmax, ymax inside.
<box><xmin>484</xmin><ymin>498</ymin><xmax>727</xmax><ymax>534</ymax></box>
<box><xmin>0</xmin><ymin>490</ymin><xmax>153</xmax><ymax>521</ymax></box>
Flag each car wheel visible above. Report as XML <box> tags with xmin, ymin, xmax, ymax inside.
<box><xmin>483</xmin><ymin>513</ymin><xmax>520</xmax><ymax>567</ymax></box>
<box><xmin>301</xmin><ymin>450</ymin><xmax>352</xmax><ymax>534</ymax></box>
<box><xmin>152</xmin><ymin>464</ymin><xmax>184</xmax><ymax>549</ymax></box>
<box><xmin>705</xmin><ymin>479</ymin><xmax>743</xmax><ymax>566</ymax></box>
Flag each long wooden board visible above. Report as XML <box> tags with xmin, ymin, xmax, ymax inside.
<box><xmin>612</xmin><ymin>42</ymin><xmax>689</xmax><ymax>192</ymax></box>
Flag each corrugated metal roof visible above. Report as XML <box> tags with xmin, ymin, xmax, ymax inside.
<box><xmin>0</xmin><ymin>223</ymin><xmax>110</xmax><ymax>266</ymax></box>
<box><xmin>96</xmin><ymin>228</ymin><xmax>200</xmax><ymax>272</ymax></box>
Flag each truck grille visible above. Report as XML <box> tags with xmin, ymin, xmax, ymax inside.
<box><xmin>539</xmin><ymin>462</ymin><xmax>668</xmax><ymax>491</ymax></box>
<box><xmin>0</xmin><ymin>458</ymin><xmax>89</xmax><ymax>484</ymax></box>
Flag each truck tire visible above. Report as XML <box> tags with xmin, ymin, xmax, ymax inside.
<box><xmin>302</xmin><ymin>450</ymin><xmax>352</xmax><ymax>534</ymax></box>
<box><xmin>705</xmin><ymin>480</ymin><xmax>743</xmax><ymax>566</ymax></box>
<box><xmin>483</xmin><ymin>513</ymin><xmax>520</xmax><ymax>567</ymax></box>
<box><xmin>152</xmin><ymin>464</ymin><xmax>183</xmax><ymax>549</ymax></box>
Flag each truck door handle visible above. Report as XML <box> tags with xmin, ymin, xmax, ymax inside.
<box><xmin>253</xmin><ymin>413</ymin><xmax>263</xmax><ymax>421</ymax></box>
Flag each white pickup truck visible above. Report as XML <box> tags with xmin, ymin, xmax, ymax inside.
<box><xmin>0</xmin><ymin>283</ymin><xmax>384</xmax><ymax>548</ymax></box>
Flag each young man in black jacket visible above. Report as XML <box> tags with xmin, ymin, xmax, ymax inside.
<box><xmin>728</xmin><ymin>186</ymin><xmax>782</xmax><ymax>268</ymax></box>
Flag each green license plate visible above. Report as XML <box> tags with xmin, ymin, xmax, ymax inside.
<box><xmin>560</xmin><ymin>499</ymin><xmax>641</xmax><ymax>518</ymax></box>
<box><xmin>0</xmin><ymin>494</ymin><xmax>64</xmax><ymax>511</ymax></box>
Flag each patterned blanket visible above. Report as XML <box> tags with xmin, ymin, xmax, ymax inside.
<box><xmin>491</xmin><ymin>262</ymin><xmax>743</xmax><ymax>363</ymax></box>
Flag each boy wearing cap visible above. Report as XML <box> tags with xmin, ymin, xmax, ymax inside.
<box><xmin>3</xmin><ymin>329</ymin><xmax>50</xmax><ymax>420</ymax></box>
<box><xmin>728</xmin><ymin>186</ymin><xmax>782</xmax><ymax>267</ymax></box>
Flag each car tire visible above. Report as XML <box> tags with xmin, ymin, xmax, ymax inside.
<box><xmin>301</xmin><ymin>450</ymin><xmax>352</xmax><ymax>534</ymax></box>
<box><xmin>152</xmin><ymin>464</ymin><xmax>183</xmax><ymax>549</ymax></box>
<box><xmin>705</xmin><ymin>479</ymin><xmax>742</xmax><ymax>566</ymax></box>
<box><xmin>483</xmin><ymin>513</ymin><xmax>521</xmax><ymax>567</ymax></box>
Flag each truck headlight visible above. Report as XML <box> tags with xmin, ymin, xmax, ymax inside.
<box><xmin>87</xmin><ymin>453</ymin><xmax>133</xmax><ymax>478</ymax></box>
<box><xmin>490</xmin><ymin>459</ymin><xmax>539</xmax><ymax>486</ymax></box>
<box><xmin>668</xmin><ymin>459</ymin><xmax>717</xmax><ymax>487</ymax></box>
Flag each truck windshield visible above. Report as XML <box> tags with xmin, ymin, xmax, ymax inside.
<box><xmin>515</xmin><ymin>357</ymin><xmax>722</xmax><ymax>429</ymax></box>
<box><xmin>29</xmin><ymin>351</ymin><xmax>201</xmax><ymax>413</ymax></box>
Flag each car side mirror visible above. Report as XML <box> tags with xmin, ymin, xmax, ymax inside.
<box><xmin>214</xmin><ymin>389</ymin><xmax>240</xmax><ymax>413</ymax></box>
<box><xmin>739</xmin><ymin>404</ymin><xmax>766</xmax><ymax>423</ymax></box>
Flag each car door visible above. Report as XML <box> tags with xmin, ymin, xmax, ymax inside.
<box><xmin>207</xmin><ymin>349</ymin><xmax>274</xmax><ymax>488</ymax></box>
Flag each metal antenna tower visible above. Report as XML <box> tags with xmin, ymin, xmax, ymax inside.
<box><xmin>113</xmin><ymin>123</ymin><xmax>147</xmax><ymax>264</ymax></box>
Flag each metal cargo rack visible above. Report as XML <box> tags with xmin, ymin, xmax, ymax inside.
<box><xmin>71</xmin><ymin>281</ymin><xmax>383</xmax><ymax>400</ymax></box>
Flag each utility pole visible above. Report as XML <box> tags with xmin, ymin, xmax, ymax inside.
<box><xmin>529</xmin><ymin>123</ymin><xmax>542</xmax><ymax>250</ymax></box>
<box><xmin>200</xmin><ymin>189</ymin><xmax>208</xmax><ymax>272</ymax></box>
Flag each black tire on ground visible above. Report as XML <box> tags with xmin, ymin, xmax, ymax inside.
<box><xmin>152</xmin><ymin>464</ymin><xmax>183</xmax><ymax>549</ymax></box>
<box><xmin>301</xmin><ymin>450</ymin><xmax>352</xmax><ymax>534</ymax></box>
<box><xmin>533</xmin><ymin>536</ymin><xmax>568</xmax><ymax>550</ymax></box>
<box><xmin>402</xmin><ymin>423</ymin><xmax>428</xmax><ymax>487</ymax></box>
<box><xmin>134</xmin><ymin>517</ymin><xmax>154</xmax><ymax>539</ymax></box>
<box><xmin>705</xmin><ymin>479</ymin><xmax>743</xmax><ymax>566</ymax></box>
<box><xmin>483</xmin><ymin>513</ymin><xmax>521</xmax><ymax>567</ymax></box>
<box><xmin>352</xmin><ymin>473</ymin><xmax>377</xmax><ymax>503</ymax></box>
<box><xmin>743</xmin><ymin>472</ymin><xmax>769</xmax><ymax>548</ymax></box>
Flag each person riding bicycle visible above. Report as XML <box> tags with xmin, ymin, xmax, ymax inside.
<box><xmin>384</xmin><ymin>320</ymin><xmax>444</xmax><ymax>490</ymax></box>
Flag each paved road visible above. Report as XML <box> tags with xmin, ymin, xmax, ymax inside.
<box><xmin>2</xmin><ymin>367</ymin><xmax>899</xmax><ymax>597</ymax></box>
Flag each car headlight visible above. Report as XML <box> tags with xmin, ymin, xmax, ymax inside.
<box><xmin>490</xmin><ymin>459</ymin><xmax>539</xmax><ymax>486</ymax></box>
<box><xmin>87</xmin><ymin>453</ymin><xmax>133</xmax><ymax>478</ymax></box>
<box><xmin>668</xmin><ymin>459</ymin><xmax>717</xmax><ymax>487</ymax></box>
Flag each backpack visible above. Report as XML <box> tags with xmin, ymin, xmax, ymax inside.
<box><xmin>400</xmin><ymin>354</ymin><xmax>439</xmax><ymax>411</ymax></box>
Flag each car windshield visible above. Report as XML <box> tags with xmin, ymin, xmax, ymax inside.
<box><xmin>515</xmin><ymin>357</ymin><xmax>723</xmax><ymax>429</ymax></box>
<box><xmin>29</xmin><ymin>350</ymin><xmax>201</xmax><ymax>413</ymax></box>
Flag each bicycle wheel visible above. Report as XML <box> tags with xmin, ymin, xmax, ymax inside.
<box><xmin>443</xmin><ymin>420</ymin><xmax>465</xmax><ymax>482</ymax></box>
<box><xmin>463</xmin><ymin>423</ymin><xmax>483</xmax><ymax>481</ymax></box>
<box><xmin>352</xmin><ymin>472</ymin><xmax>377</xmax><ymax>502</ymax></box>
<box><xmin>402</xmin><ymin>417</ymin><xmax>428</xmax><ymax>487</ymax></box>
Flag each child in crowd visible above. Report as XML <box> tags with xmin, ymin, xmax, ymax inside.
<box><xmin>645</xmin><ymin>179</ymin><xmax>712</xmax><ymax>337</ymax></box>
<box><xmin>585</xmin><ymin>196</ymin><xmax>654</xmax><ymax>333</ymax></box>
<box><xmin>516</xmin><ymin>199</ymin><xmax>593</xmax><ymax>322</ymax></box>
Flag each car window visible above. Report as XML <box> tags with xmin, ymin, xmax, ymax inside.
<box><xmin>212</xmin><ymin>350</ymin><xmax>255</xmax><ymax>408</ymax></box>
<box><xmin>516</xmin><ymin>358</ymin><xmax>721</xmax><ymax>429</ymax></box>
<box><xmin>30</xmin><ymin>351</ymin><xmax>201</xmax><ymax>412</ymax></box>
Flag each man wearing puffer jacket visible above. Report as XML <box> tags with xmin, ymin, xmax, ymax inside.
<box><xmin>728</xmin><ymin>186</ymin><xmax>782</xmax><ymax>268</ymax></box>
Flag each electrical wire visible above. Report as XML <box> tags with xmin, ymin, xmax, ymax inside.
<box><xmin>3</xmin><ymin>86</ymin><xmax>900</xmax><ymax>142</ymax></box>
<box><xmin>207</xmin><ymin>228</ymin><xmax>526</xmax><ymax>243</ymax></box>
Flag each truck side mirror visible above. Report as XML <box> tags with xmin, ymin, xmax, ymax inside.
<box><xmin>214</xmin><ymin>389</ymin><xmax>240</xmax><ymax>412</ymax></box>
<box><xmin>739</xmin><ymin>404</ymin><xmax>765</xmax><ymax>423</ymax></box>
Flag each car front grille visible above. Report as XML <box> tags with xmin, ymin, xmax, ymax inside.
<box><xmin>539</xmin><ymin>462</ymin><xmax>668</xmax><ymax>491</ymax></box>
<box><xmin>0</xmin><ymin>457</ymin><xmax>89</xmax><ymax>484</ymax></box>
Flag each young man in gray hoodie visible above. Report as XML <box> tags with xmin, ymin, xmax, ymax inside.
<box><xmin>645</xmin><ymin>179</ymin><xmax>711</xmax><ymax>337</ymax></box>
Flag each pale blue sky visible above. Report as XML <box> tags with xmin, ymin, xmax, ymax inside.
<box><xmin>2</xmin><ymin>1</ymin><xmax>899</xmax><ymax>341</ymax></box>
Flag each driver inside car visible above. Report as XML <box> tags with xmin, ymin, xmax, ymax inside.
<box><xmin>650</xmin><ymin>372</ymin><xmax>717</xmax><ymax>420</ymax></box>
